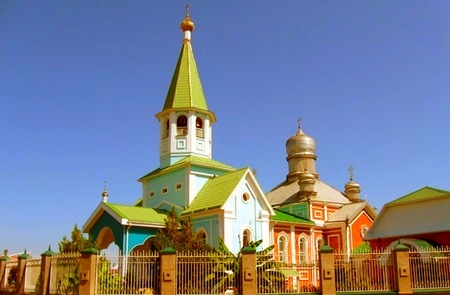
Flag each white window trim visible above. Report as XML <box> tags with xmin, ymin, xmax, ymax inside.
<box><xmin>298</xmin><ymin>235</ymin><xmax>309</xmax><ymax>263</ymax></box>
<box><xmin>314</xmin><ymin>210</ymin><xmax>323</xmax><ymax>219</ymax></box>
<box><xmin>277</xmin><ymin>232</ymin><xmax>289</xmax><ymax>262</ymax></box>
<box><xmin>240</xmin><ymin>227</ymin><xmax>254</xmax><ymax>248</ymax></box>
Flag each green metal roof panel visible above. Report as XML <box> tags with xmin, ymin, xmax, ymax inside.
<box><xmin>133</xmin><ymin>198</ymin><xmax>143</xmax><ymax>207</ymax></box>
<box><xmin>182</xmin><ymin>168</ymin><xmax>248</xmax><ymax>214</ymax></box>
<box><xmin>352</xmin><ymin>241</ymin><xmax>371</xmax><ymax>253</ymax></box>
<box><xmin>271</xmin><ymin>209</ymin><xmax>315</xmax><ymax>225</ymax></box>
<box><xmin>138</xmin><ymin>155</ymin><xmax>235</xmax><ymax>181</ymax></box>
<box><xmin>387</xmin><ymin>186</ymin><xmax>450</xmax><ymax>205</ymax></box>
<box><xmin>105</xmin><ymin>203</ymin><xmax>167</xmax><ymax>224</ymax></box>
<box><xmin>163</xmin><ymin>43</ymin><xmax>208</xmax><ymax>111</ymax></box>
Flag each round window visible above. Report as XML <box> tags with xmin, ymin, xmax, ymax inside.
<box><xmin>242</xmin><ymin>193</ymin><xmax>250</xmax><ymax>202</ymax></box>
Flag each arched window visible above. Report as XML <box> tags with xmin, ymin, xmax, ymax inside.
<box><xmin>164</xmin><ymin>118</ymin><xmax>169</xmax><ymax>138</ymax></box>
<box><xmin>299</xmin><ymin>236</ymin><xmax>308</xmax><ymax>262</ymax></box>
<box><xmin>278</xmin><ymin>235</ymin><xmax>288</xmax><ymax>262</ymax></box>
<box><xmin>198</xmin><ymin>230</ymin><xmax>207</xmax><ymax>244</ymax></box>
<box><xmin>177</xmin><ymin>115</ymin><xmax>187</xmax><ymax>135</ymax></box>
<box><xmin>195</xmin><ymin>117</ymin><xmax>204</xmax><ymax>138</ymax></box>
<box><xmin>316</xmin><ymin>237</ymin><xmax>324</xmax><ymax>251</ymax></box>
<box><xmin>242</xmin><ymin>229</ymin><xmax>251</xmax><ymax>247</ymax></box>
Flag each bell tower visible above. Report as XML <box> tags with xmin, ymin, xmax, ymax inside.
<box><xmin>155</xmin><ymin>5</ymin><xmax>216</xmax><ymax>169</ymax></box>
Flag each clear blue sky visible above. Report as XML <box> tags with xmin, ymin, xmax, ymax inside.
<box><xmin>1</xmin><ymin>1</ymin><xmax>449</xmax><ymax>256</ymax></box>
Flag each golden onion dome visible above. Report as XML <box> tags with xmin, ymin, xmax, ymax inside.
<box><xmin>102</xmin><ymin>188</ymin><xmax>109</xmax><ymax>197</ymax></box>
<box><xmin>180</xmin><ymin>16</ymin><xmax>195</xmax><ymax>32</ymax></box>
<box><xmin>286</xmin><ymin>127</ymin><xmax>316</xmax><ymax>157</ymax></box>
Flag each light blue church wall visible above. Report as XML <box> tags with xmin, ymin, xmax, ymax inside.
<box><xmin>224</xmin><ymin>182</ymin><xmax>266</xmax><ymax>253</ymax></box>
<box><xmin>192</xmin><ymin>214</ymin><xmax>220</xmax><ymax>248</ymax></box>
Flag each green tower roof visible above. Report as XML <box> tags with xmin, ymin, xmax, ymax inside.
<box><xmin>157</xmin><ymin>19</ymin><xmax>216</xmax><ymax>122</ymax></box>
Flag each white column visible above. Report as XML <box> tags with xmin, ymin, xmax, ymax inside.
<box><xmin>290</xmin><ymin>225</ymin><xmax>296</xmax><ymax>263</ymax></box>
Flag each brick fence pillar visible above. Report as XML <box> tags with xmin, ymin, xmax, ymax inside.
<box><xmin>0</xmin><ymin>251</ymin><xmax>10</xmax><ymax>289</ymax></box>
<box><xmin>160</xmin><ymin>247</ymin><xmax>176</xmax><ymax>295</ymax></box>
<box><xmin>241</xmin><ymin>246</ymin><xmax>256</xmax><ymax>295</ymax></box>
<box><xmin>393</xmin><ymin>243</ymin><xmax>412</xmax><ymax>295</ymax></box>
<box><xmin>40</xmin><ymin>246</ymin><xmax>54</xmax><ymax>295</ymax></box>
<box><xmin>319</xmin><ymin>245</ymin><xmax>336</xmax><ymax>295</ymax></box>
<box><xmin>16</xmin><ymin>250</ymin><xmax>28</xmax><ymax>295</ymax></box>
<box><xmin>79</xmin><ymin>247</ymin><xmax>98</xmax><ymax>295</ymax></box>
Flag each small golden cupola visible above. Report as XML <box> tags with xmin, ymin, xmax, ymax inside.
<box><xmin>180</xmin><ymin>4</ymin><xmax>195</xmax><ymax>43</ymax></box>
<box><xmin>101</xmin><ymin>181</ymin><xmax>109</xmax><ymax>203</ymax></box>
<box><xmin>285</xmin><ymin>118</ymin><xmax>318</xmax><ymax>183</ymax></box>
<box><xmin>345</xmin><ymin>165</ymin><xmax>361</xmax><ymax>202</ymax></box>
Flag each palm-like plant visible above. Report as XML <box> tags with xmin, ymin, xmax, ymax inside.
<box><xmin>206</xmin><ymin>238</ymin><xmax>285</xmax><ymax>294</ymax></box>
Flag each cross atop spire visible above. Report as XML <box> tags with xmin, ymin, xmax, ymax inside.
<box><xmin>348</xmin><ymin>165</ymin><xmax>354</xmax><ymax>181</ymax></box>
<box><xmin>297</xmin><ymin>117</ymin><xmax>302</xmax><ymax>129</ymax></box>
<box><xmin>186</xmin><ymin>3</ymin><xmax>190</xmax><ymax>17</ymax></box>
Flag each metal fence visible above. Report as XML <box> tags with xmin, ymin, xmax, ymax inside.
<box><xmin>96</xmin><ymin>251</ymin><xmax>160</xmax><ymax>295</ymax></box>
<box><xmin>334</xmin><ymin>249</ymin><xmax>395</xmax><ymax>292</ymax></box>
<box><xmin>256</xmin><ymin>254</ymin><xmax>319</xmax><ymax>294</ymax></box>
<box><xmin>177</xmin><ymin>251</ymin><xmax>238</xmax><ymax>295</ymax></box>
<box><xmin>2</xmin><ymin>260</ymin><xmax>18</xmax><ymax>292</ymax></box>
<box><xmin>10</xmin><ymin>246</ymin><xmax>450</xmax><ymax>295</ymax></box>
<box><xmin>409</xmin><ymin>246</ymin><xmax>450</xmax><ymax>289</ymax></box>
<box><xmin>24</xmin><ymin>257</ymin><xmax>42</xmax><ymax>293</ymax></box>
<box><xmin>49</xmin><ymin>252</ymin><xmax>81</xmax><ymax>295</ymax></box>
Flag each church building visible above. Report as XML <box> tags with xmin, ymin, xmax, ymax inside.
<box><xmin>83</xmin><ymin>10</ymin><xmax>274</xmax><ymax>255</ymax></box>
<box><xmin>83</xmin><ymin>10</ymin><xmax>376</xmax><ymax>257</ymax></box>
<box><xmin>266</xmin><ymin>125</ymin><xmax>377</xmax><ymax>262</ymax></box>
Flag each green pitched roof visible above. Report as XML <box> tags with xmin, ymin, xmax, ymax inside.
<box><xmin>161</xmin><ymin>41</ymin><xmax>214</xmax><ymax>116</ymax></box>
<box><xmin>271</xmin><ymin>209</ymin><xmax>315</xmax><ymax>225</ymax></box>
<box><xmin>138</xmin><ymin>155</ymin><xmax>235</xmax><ymax>181</ymax></box>
<box><xmin>104</xmin><ymin>203</ymin><xmax>167</xmax><ymax>225</ymax></box>
<box><xmin>181</xmin><ymin>168</ymin><xmax>248</xmax><ymax>214</ymax></box>
<box><xmin>387</xmin><ymin>186</ymin><xmax>450</xmax><ymax>206</ymax></box>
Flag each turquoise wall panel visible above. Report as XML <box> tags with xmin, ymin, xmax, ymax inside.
<box><xmin>89</xmin><ymin>212</ymin><xmax>125</xmax><ymax>252</ymax></box>
<box><xmin>127</xmin><ymin>227</ymin><xmax>159</xmax><ymax>253</ymax></box>
<box><xmin>89</xmin><ymin>212</ymin><xmax>161</xmax><ymax>254</ymax></box>
<box><xmin>144</xmin><ymin>168</ymin><xmax>186</xmax><ymax>209</ymax></box>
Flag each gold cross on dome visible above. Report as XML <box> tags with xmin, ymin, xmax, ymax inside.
<box><xmin>297</xmin><ymin>117</ymin><xmax>302</xmax><ymax>129</ymax></box>
<box><xmin>186</xmin><ymin>3</ymin><xmax>190</xmax><ymax>16</ymax></box>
